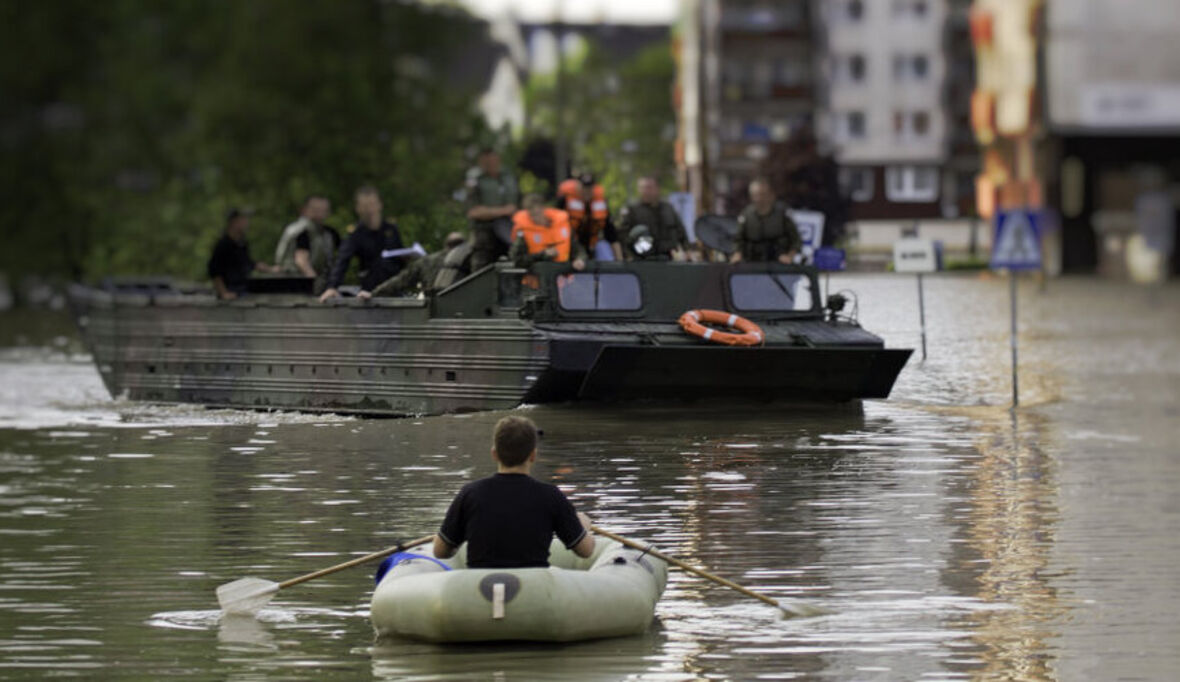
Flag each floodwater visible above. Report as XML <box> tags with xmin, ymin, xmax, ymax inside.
<box><xmin>0</xmin><ymin>274</ymin><xmax>1177</xmax><ymax>680</ymax></box>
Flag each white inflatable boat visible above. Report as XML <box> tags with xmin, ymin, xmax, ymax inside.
<box><xmin>370</xmin><ymin>539</ymin><xmax>667</xmax><ymax>643</ymax></box>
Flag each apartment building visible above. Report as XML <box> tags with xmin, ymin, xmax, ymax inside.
<box><xmin>678</xmin><ymin>0</ymin><xmax>981</xmax><ymax>259</ymax></box>
<box><xmin>822</xmin><ymin>0</ymin><xmax>953</xmax><ymax>221</ymax></box>
<box><xmin>678</xmin><ymin>0</ymin><xmax>820</xmax><ymax>214</ymax></box>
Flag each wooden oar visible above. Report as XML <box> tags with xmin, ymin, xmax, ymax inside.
<box><xmin>591</xmin><ymin>525</ymin><xmax>828</xmax><ymax>618</ymax></box>
<box><xmin>216</xmin><ymin>534</ymin><xmax>434</xmax><ymax>616</ymax></box>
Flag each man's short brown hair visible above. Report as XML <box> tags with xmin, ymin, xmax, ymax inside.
<box><xmin>493</xmin><ymin>416</ymin><xmax>537</xmax><ymax>467</ymax></box>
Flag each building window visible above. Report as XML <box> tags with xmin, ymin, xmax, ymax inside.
<box><xmin>849</xmin><ymin>54</ymin><xmax>866</xmax><ymax>82</ymax></box>
<box><xmin>832</xmin><ymin>54</ymin><xmax>867</xmax><ymax>84</ymax></box>
<box><xmin>913</xmin><ymin>55</ymin><xmax>928</xmax><ymax>79</ymax></box>
<box><xmin>893</xmin><ymin>54</ymin><xmax>931</xmax><ymax>82</ymax></box>
<box><xmin>892</xmin><ymin>0</ymin><xmax>928</xmax><ymax>19</ymax></box>
<box><xmin>913</xmin><ymin>111</ymin><xmax>930</xmax><ymax>136</ymax></box>
<box><xmin>847</xmin><ymin>0</ymin><xmax>864</xmax><ymax>21</ymax></box>
<box><xmin>893</xmin><ymin>111</ymin><xmax>932</xmax><ymax>140</ymax></box>
<box><xmin>840</xmin><ymin>167</ymin><xmax>875</xmax><ymax>202</ymax></box>
<box><xmin>845</xmin><ymin>111</ymin><xmax>866</xmax><ymax>139</ymax></box>
<box><xmin>886</xmin><ymin>166</ymin><xmax>939</xmax><ymax>202</ymax></box>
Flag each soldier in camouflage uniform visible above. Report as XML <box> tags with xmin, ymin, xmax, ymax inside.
<box><xmin>360</xmin><ymin>232</ymin><xmax>471</xmax><ymax>299</ymax></box>
<box><xmin>731</xmin><ymin>177</ymin><xmax>801</xmax><ymax>264</ymax></box>
<box><xmin>618</xmin><ymin>176</ymin><xmax>688</xmax><ymax>260</ymax></box>
<box><xmin>466</xmin><ymin>149</ymin><xmax>518</xmax><ymax>271</ymax></box>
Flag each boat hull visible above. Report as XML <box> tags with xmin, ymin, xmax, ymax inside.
<box><xmin>69</xmin><ymin>286</ymin><xmax>549</xmax><ymax>415</ymax></box>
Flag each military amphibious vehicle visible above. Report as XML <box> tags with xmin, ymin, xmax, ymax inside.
<box><xmin>68</xmin><ymin>262</ymin><xmax>911</xmax><ymax>416</ymax></box>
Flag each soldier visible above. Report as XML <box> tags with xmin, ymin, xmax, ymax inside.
<box><xmin>618</xmin><ymin>176</ymin><xmax>688</xmax><ymax>260</ymax></box>
<box><xmin>731</xmin><ymin>177</ymin><xmax>801</xmax><ymax>264</ymax></box>
<box><xmin>359</xmin><ymin>232</ymin><xmax>471</xmax><ymax>299</ymax></box>
<box><xmin>207</xmin><ymin>208</ymin><xmax>278</xmax><ymax>300</ymax></box>
<box><xmin>319</xmin><ymin>186</ymin><xmax>407</xmax><ymax>301</ymax></box>
<box><xmin>273</xmin><ymin>195</ymin><xmax>340</xmax><ymax>294</ymax></box>
<box><xmin>466</xmin><ymin>148</ymin><xmax>518</xmax><ymax>271</ymax></box>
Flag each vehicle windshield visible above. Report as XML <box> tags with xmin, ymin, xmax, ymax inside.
<box><xmin>729</xmin><ymin>273</ymin><xmax>815</xmax><ymax>312</ymax></box>
<box><xmin>556</xmin><ymin>272</ymin><xmax>643</xmax><ymax>311</ymax></box>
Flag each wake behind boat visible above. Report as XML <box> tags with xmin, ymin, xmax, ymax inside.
<box><xmin>67</xmin><ymin>261</ymin><xmax>911</xmax><ymax>416</ymax></box>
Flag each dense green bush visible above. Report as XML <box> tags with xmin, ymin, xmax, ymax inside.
<box><xmin>1</xmin><ymin>0</ymin><xmax>487</xmax><ymax>281</ymax></box>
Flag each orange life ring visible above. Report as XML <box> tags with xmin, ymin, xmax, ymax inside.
<box><xmin>678</xmin><ymin>309</ymin><xmax>764</xmax><ymax>346</ymax></box>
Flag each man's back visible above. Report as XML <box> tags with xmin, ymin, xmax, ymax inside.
<box><xmin>438</xmin><ymin>473</ymin><xmax>585</xmax><ymax>569</ymax></box>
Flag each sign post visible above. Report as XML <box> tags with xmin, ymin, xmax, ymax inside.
<box><xmin>893</xmin><ymin>237</ymin><xmax>943</xmax><ymax>361</ymax></box>
<box><xmin>990</xmin><ymin>210</ymin><xmax>1043</xmax><ymax>408</ymax></box>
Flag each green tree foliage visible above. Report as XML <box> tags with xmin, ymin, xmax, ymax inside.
<box><xmin>522</xmin><ymin>38</ymin><xmax>676</xmax><ymax>208</ymax></box>
<box><xmin>1</xmin><ymin>0</ymin><xmax>487</xmax><ymax>281</ymax></box>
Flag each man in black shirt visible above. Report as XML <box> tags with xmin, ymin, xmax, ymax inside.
<box><xmin>319</xmin><ymin>185</ymin><xmax>407</xmax><ymax>301</ymax></box>
<box><xmin>433</xmin><ymin>416</ymin><xmax>595</xmax><ymax>569</ymax></box>
<box><xmin>207</xmin><ymin>208</ymin><xmax>278</xmax><ymax>300</ymax></box>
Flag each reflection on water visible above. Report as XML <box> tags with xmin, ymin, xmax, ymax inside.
<box><xmin>0</xmin><ymin>276</ymin><xmax>1177</xmax><ymax>679</ymax></box>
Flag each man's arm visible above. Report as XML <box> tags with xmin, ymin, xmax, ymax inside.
<box><xmin>670</xmin><ymin>205</ymin><xmax>689</xmax><ymax>249</ymax></box>
<box><xmin>434</xmin><ymin>487</ymin><xmax>467</xmax><ymax>559</ymax></box>
<box><xmin>570</xmin><ymin>511</ymin><xmax>595</xmax><ymax>558</ymax></box>
<box><xmin>570</xmin><ymin>240</ymin><xmax>588</xmax><ymax>271</ymax></box>
<box><xmin>293</xmin><ymin>249</ymin><xmax>316</xmax><ymax>277</ymax></box>
<box><xmin>510</xmin><ymin>236</ymin><xmax>552</xmax><ymax>268</ymax></box>
<box><xmin>433</xmin><ymin>534</ymin><xmax>457</xmax><ymax>559</ymax></box>
<box><xmin>320</xmin><ymin>235</ymin><xmax>356</xmax><ymax>300</ymax></box>
<box><xmin>779</xmin><ymin>214</ymin><xmax>802</xmax><ymax>258</ymax></box>
<box><xmin>467</xmin><ymin>205</ymin><xmax>516</xmax><ymax>221</ymax></box>
<box><xmin>212</xmin><ymin>276</ymin><xmax>235</xmax><ymax>300</ymax></box>
<box><xmin>368</xmin><ymin>258</ymin><xmax>423</xmax><ymax>298</ymax></box>
<box><xmin>731</xmin><ymin>214</ymin><xmax>748</xmax><ymax>263</ymax></box>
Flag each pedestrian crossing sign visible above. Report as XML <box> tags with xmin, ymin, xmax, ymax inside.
<box><xmin>991</xmin><ymin>210</ymin><xmax>1043</xmax><ymax>270</ymax></box>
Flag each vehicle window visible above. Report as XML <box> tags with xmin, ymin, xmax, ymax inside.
<box><xmin>557</xmin><ymin>273</ymin><xmax>642</xmax><ymax>311</ymax></box>
<box><xmin>729</xmin><ymin>273</ymin><xmax>815</xmax><ymax>311</ymax></box>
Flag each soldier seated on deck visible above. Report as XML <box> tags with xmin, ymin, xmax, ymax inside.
<box><xmin>357</xmin><ymin>232</ymin><xmax>472</xmax><ymax>300</ymax></box>
<box><xmin>509</xmin><ymin>194</ymin><xmax>587</xmax><ymax>271</ymax></box>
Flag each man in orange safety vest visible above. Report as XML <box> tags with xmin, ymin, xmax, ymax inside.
<box><xmin>510</xmin><ymin>194</ymin><xmax>587</xmax><ymax>271</ymax></box>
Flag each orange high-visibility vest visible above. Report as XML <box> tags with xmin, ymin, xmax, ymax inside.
<box><xmin>511</xmin><ymin>208</ymin><xmax>572</xmax><ymax>262</ymax></box>
<box><xmin>562</xmin><ymin>184</ymin><xmax>610</xmax><ymax>247</ymax></box>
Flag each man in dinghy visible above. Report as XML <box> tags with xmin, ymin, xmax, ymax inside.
<box><xmin>433</xmin><ymin>416</ymin><xmax>594</xmax><ymax>568</ymax></box>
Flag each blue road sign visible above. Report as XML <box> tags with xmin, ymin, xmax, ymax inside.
<box><xmin>991</xmin><ymin>210</ymin><xmax>1043</xmax><ymax>270</ymax></box>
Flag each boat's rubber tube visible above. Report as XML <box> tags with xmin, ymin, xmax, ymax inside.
<box><xmin>370</xmin><ymin>539</ymin><xmax>667</xmax><ymax>642</ymax></box>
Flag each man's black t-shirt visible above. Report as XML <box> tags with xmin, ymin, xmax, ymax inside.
<box><xmin>438</xmin><ymin>473</ymin><xmax>586</xmax><ymax>569</ymax></box>
<box><xmin>326</xmin><ymin>220</ymin><xmax>405</xmax><ymax>291</ymax></box>
<box><xmin>293</xmin><ymin>225</ymin><xmax>341</xmax><ymax>251</ymax></box>
<box><xmin>207</xmin><ymin>234</ymin><xmax>254</xmax><ymax>294</ymax></box>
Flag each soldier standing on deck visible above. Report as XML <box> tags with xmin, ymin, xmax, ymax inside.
<box><xmin>618</xmin><ymin>176</ymin><xmax>689</xmax><ymax>261</ymax></box>
<box><xmin>466</xmin><ymin>148</ymin><xmax>518</xmax><ymax>271</ymax></box>
<box><xmin>731</xmin><ymin>177</ymin><xmax>801</xmax><ymax>264</ymax></box>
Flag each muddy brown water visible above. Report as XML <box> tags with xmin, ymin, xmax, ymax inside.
<box><xmin>0</xmin><ymin>274</ymin><xmax>1177</xmax><ymax>680</ymax></box>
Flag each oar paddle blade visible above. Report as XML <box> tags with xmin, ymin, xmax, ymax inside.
<box><xmin>216</xmin><ymin>577</ymin><xmax>279</xmax><ymax>616</ymax></box>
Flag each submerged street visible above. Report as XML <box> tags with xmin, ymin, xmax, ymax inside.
<box><xmin>0</xmin><ymin>274</ymin><xmax>1177</xmax><ymax>680</ymax></box>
